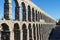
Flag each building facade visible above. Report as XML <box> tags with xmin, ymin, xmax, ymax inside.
<box><xmin>0</xmin><ymin>0</ymin><xmax>56</xmax><ymax>40</ymax></box>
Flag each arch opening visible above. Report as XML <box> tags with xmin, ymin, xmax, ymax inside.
<box><xmin>28</xmin><ymin>24</ymin><xmax>32</xmax><ymax>40</ymax></box>
<box><xmin>36</xmin><ymin>24</ymin><xmax>39</xmax><ymax>40</ymax></box>
<box><xmin>4</xmin><ymin>0</ymin><xmax>12</xmax><ymax>20</ymax></box>
<box><xmin>32</xmin><ymin>8</ymin><xmax>34</xmax><ymax>22</ymax></box>
<box><xmin>38</xmin><ymin>12</ymin><xmax>40</xmax><ymax>21</ymax></box>
<box><xmin>39</xmin><ymin>24</ymin><xmax>40</xmax><ymax>35</ymax></box>
<box><xmin>14</xmin><ymin>0</ymin><xmax>20</xmax><ymax>20</ymax></box>
<box><xmin>28</xmin><ymin>5</ymin><xmax>31</xmax><ymax>21</ymax></box>
<box><xmin>37</xmin><ymin>12</ymin><xmax>39</xmax><ymax>21</ymax></box>
<box><xmin>12</xmin><ymin>0</ymin><xmax>15</xmax><ymax>20</ymax></box>
<box><xmin>1</xmin><ymin>23</ymin><xmax>10</xmax><ymax>40</ymax></box>
<box><xmin>21</xmin><ymin>2</ymin><xmax>26</xmax><ymax>21</ymax></box>
<box><xmin>22</xmin><ymin>24</ymin><xmax>27</xmax><ymax>40</ymax></box>
<box><xmin>14</xmin><ymin>23</ymin><xmax>20</xmax><ymax>40</ymax></box>
<box><xmin>36</xmin><ymin>10</ymin><xmax>37</xmax><ymax>21</ymax></box>
<box><xmin>33</xmin><ymin>24</ymin><xmax>36</xmax><ymax>40</ymax></box>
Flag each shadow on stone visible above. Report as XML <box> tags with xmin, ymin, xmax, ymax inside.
<box><xmin>48</xmin><ymin>25</ymin><xmax>60</xmax><ymax>40</ymax></box>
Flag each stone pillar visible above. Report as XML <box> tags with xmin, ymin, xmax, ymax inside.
<box><xmin>31</xmin><ymin>7</ymin><xmax>32</xmax><ymax>22</ymax></box>
<box><xmin>38</xmin><ymin>26</ymin><xmax>39</xmax><ymax>40</ymax></box>
<box><xmin>40</xmin><ymin>24</ymin><xmax>43</xmax><ymax>40</ymax></box>
<box><xmin>35</xmin><ymin>27</ymin><xmax>37</xmax><ymax>40</ymax></box>
<box><xmin>27</xmin><ymin>29</ymin><xmax>29</xmax><ymax>40</ymax></box>
<box><xmin>26</xmin><ymin>4</ymin><xmax>28</xmax><ymax>21</ymax></box>
<box><xmin>38</xmin><ymin>27</ymin><xmax>40</xmax><ymax>40</ymax></box>
<box><xmin>21</xmin><ymin>29</ymin><xmax>23</xmax><ymax>40</ymax></box>
<box><xmin>4</xmin><ymin>0</ymin><xmax>12</xmax><ymax>20</ymax></box>
<box><xmin>10</xmin><ymin>31</ymin><xmax>14</xmax><ymax>40</ymax></box>
<box><xmin>32</xmin><ymin>28</ymin><xmax>34</xmax><ymax>40</ymax></box>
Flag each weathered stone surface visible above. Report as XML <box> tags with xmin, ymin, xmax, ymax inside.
<box><xmin>0</xmin><ymin>0</ymin><xmax>56</xmax><ymax>40</ymax></box>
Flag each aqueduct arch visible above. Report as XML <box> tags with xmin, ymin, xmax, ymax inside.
<box><xmin>1</xmin><ymin>23</ymin><xmax>10</xmax><ymax>40</ymax></box>
<box><xmin>21</xmin><ymin>2</ymin><xmax>26</xmax><ymax>21</ymax></box>
<box><xmin>14</xmin><ymin>23</ymin><xmax>20</xmax><ymax>40</ymax></box>
<box><xmin>28</xmin><ymin>5</ymin><xmax>31</xmax><ymax>21</ymax></box>
<box><xmin>14</xmin><ymin>0</ymin><xmax>20</xmax><ymax>20</ymax></box>
<box><xmin>36</xmin><ymin>10</ymin><xmax>37</xmax><ymax>21</ymax></box>
<box><xmin>33</xmin><ymin>24</ymin><xmax>36</xmax><ymax>40</ymax></box>
<box><xmin>36</xmin><ymin>24</ymin><xmax>39</xmax><ymax>40</ymax></box>
<box><xmin>22</xmin><ymin>24</ymin><xmax>27</xmax><ymax>40</ymax></box>
<box><xmin>4</xmin><ymin>0</ymin><xmax>20</xmax><ymax>20</ymax></box>
<box><xmin>28</xmin><ymin>24</ymin><xmax>32</xmax><ymax>40</ymax></box>
<box><xmin>4</xmin><ymin>0</ymin><xmax>11</xmax><ymax>20</ymax></box>
<box><xmin>32</xmin><ymin>8</ymin><xmax>34</xmax><ymax>22</ymax></box>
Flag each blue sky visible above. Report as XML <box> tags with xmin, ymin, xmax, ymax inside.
<box><xmin>32</xmin><ymin>0</ymin><xmax>60</xmax><ymax>19</ymax></box>
<box><xmin>0</xmin><ymin>0</ymin><xmax>60</xmax><ymax>19</ymax></box>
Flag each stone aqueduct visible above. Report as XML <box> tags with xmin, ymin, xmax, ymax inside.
<box><xmin>0</xmin><ymin>0</ymin><xmax>56</xmax><ymax>40</ymax></box>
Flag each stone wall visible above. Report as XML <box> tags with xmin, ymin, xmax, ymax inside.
<box><xmin>0</xmin><ymin>0</ymin><xmax>56</xmax><ymax>40</ymax></box>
